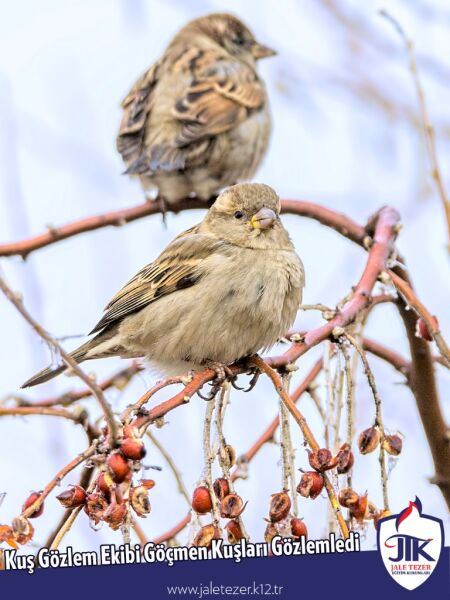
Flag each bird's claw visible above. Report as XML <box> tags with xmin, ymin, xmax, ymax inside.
<box><xmin>197</xmin><ymin>361</ymin><xmax>239</xmax><ymax>400</ymax></box>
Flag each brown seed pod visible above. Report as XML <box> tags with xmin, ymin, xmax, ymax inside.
<box><xmin>336</xmin><ymin>443</ymin><xmax>354</xmax><ymax>474</ymax></box>
<box><xmin>220</xmin><ymin>494</ymin><xmax>245</xmax><ymax>519</ymax></box>
<box><xmin>130</xmin><ymin>485</ymin><xmax>151</xmax><ymax>517</ymax></box>
<box><xmin>192</xmin><ymin>524</ymin><xmax>221</xmax><ymax>548</ymax></box>
<box><xmin>11</xmin><ymin>516</ymin><xmax>34</xmax><ymax>545</ymax></box>
<box><xmin>0</xmin><ymin>525</ymin><xmax>17</xmax><ymax>549</ymax></box>
<box><xmin>107</xmin><ymin>452</ymin><xmax>131</xmax><ymax>483</ymax></box>
<box><xmin>308</xmin><ymin>448</ymin><xmax>337</xmax><ymax>472</ymax></box>
<box><xmin>96</xmin><ymin>472</ymin><xmax>115</xmax><ymax>499</ymax></box>
<box><xmin>139</xmin><ymin>479</ymin><xmax>156</xmax><ymax>490</ymax></box>
<box><xmin>358</xmin><ymin>427</ymin><xmax>381</xmax><ymax>455</ymax></box>
<box><xmin>225</xmin><ymin>519</ymin><xmax>244</xmax><ymax>544</ymax></box>
<box><xmin>84</xmin><ymin>493</ymin><xmax>108</xmax><ymax>524</ymax></box>
<box><xmin>296</xmin><ymin>472</ymin><xmax>324</xmax><ymax>499</ymax></box>
<box><xmin>192</xmin><ymin>486</ymin><xmax>213</xmax><ymax>514</ymax></box>
<box><xmin>269</xmin><ymin>492</ymin><xmax>291</xmax><ymax>523</ymax></box>
<box><xmin>104</xmin><ymin>502</ymin><xmax>128</xmax><ymax>531</ymax></box>
<box><xmin>213</xmin><ymin>478</ymin><xmax>230</xmax><ymax>500</ymax></box>
<box><xmin>290</xmin><ymin>518</ymin><xmax>308</xmax><ymax>539</ymax></box>
<box><xmin>22</xmin><ymin>491</ymin><xmax>44</xmax><ymax>518</ymax></box>
<box><xmin>224</xmin><ymin>444</ymin><xmax>236</xmax><ymax>467</ymax></box>
<box><xmin>56</xmin><ymin>485</ymin><xmax>87</xmax><ymax>508</ymax></box>
<box><xmin>382</xmin><ymin>434</ymin><xmax>403</xmax><ymax>456</ymax></box>
<box><xmin>373</xmin><ymin>509</ymin><xmax>393</xmax><ymax>529</ymax></box>
<box><xmin>338</xmin><ymin>488</ymin><xmax>359</xmax><ymax>508</ymax></box>
<box><xmin>350</xmin><ymin>494</ymin><xmax>369</xmax><ymax>523</ymax></box>
<box><xmin>120</xmin><ymin>437</ymin><xmax>146</xmax><ymax>461</ymax></box>
<box><xmin>264</xmin><ymin>523</ymin><xmax>278</xmax><ymax>544</ymax></box>
<box><xmin>415</xmin><ymin>316</ymin><xmax>438</xmax><ymax>341</ymax></box>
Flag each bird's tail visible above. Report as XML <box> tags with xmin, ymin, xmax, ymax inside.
<box><xmin>21</xmin><ymin>332</ymin><xmax>113</xmax><ymax>388</ymax></box>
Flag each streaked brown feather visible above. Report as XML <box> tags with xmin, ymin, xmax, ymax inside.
<box><xmin>89</xmin><ymin>225</ymin><xmax>224</xmax><ymax>334</ymax></box>
<box><xmin>117</xmin><ymin>43</ymin><xmax>266</xmax><ymax>174</ymax></box>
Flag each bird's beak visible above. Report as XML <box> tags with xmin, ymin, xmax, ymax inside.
<box><xmin>251</xmin><ymin>42</ymin><xmax>277</xmax><ymax>59</ymax></box>
<box><xmin>250</xmin><ymin>207</ymin><xmax>277</xmax><ymax>230</ymax></box>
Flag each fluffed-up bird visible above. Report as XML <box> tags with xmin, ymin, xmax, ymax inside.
<box><xmin>117</xmin><ymin>13</ymin><xmax>276</xmax><ymax>206</ymax></box>
<box><xmin>22</xmin><ymin>184</ymin><xmax>304</xmax><ymax>388</ymax></box>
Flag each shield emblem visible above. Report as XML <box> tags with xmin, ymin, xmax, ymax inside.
<box><xmin>377</xmin><ymin>497</ymin><xmax>444</xmax><ymax>591</ymax></box>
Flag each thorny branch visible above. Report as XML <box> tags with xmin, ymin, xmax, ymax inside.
<box><xmin>1</xmin><ymin>198</ymin><xmax>449</xmax><ymax>551</ymax></box>
<box><xmin>0</xmin><ymin>274</ymin><xmax>119</xmax><ymax>445</ymax></box>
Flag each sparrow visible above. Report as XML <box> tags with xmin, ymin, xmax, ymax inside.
<box><xmin>22</xmin><ymin>183</ymin><xmax>304</xmax><ymax>388</ymax></box>
<box><xmin>117</xmin><ymin>13</ymin><xmax>275</xmax><ymax>205</ymax></box>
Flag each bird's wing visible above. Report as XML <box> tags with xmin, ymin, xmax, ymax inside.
<box><xmin>172</xmin><ymin>54</ymin><xmax>266</xmax><ymax>146</ymax></box>
<box><xmin>116</xmin><ymin>60</ymin><xmax>162</xmax><ymax>167</ymax></box>
<box><xmin>89</xmin><ymin>225</ymin><xmax>223</xmax><ymax>334</ymax></box>
<box><xmin>122</xmin><ymin>48</ymin><xmax>267</xmax><ymax>175</ymax></box>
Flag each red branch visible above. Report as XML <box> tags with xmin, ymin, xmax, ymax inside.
<box><xmin>0</xmin><ymin>199</ymin><xmax>367</xmax><ymax>259</ymax></box>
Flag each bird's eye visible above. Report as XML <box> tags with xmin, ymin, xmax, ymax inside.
<box><xmin>234</xmin><ymin>210</ymin><xmax>244</xmax><ymax>219</ymax></box>
<box><xmin>233</xmin><ymin>35</ymin><xmax>246</xmax><ymax>46</ymax></box>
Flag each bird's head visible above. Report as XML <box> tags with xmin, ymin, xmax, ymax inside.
<box><xmin>202</xmin><ymin>183</ymin><xmax>291</xmax><ymax>250</ymax></box>
<box><xmin>182</xmin><ymin>13</ymin><xmax>276</xmax><ymax>66</ymax></box>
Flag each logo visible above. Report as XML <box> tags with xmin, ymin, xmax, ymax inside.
<box><xmin>377</xmin><ymin>497</ymin><xmax>444</xmax><ymax>590</ymax></box>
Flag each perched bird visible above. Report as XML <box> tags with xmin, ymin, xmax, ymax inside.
<box><xmin>117</xmin><ymin>13</ymin><xmax>275</xmax><ymax>205</ymax></box>
<box><xmin>22</xmin><ymin>184</ymin><xmax>304</xmax><ymax>388</ymax></box>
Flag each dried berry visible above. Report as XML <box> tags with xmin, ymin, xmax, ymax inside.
<box><xmin>220</xmin><ymin>494</ymin><xmax>245</xmax><ymax>519</ymax></box>
<box><xmin>296</xmin><ymin>472</ymin><xmax>324</xmax><ymax>499</ymax></box>
<box><xmin>84</xmin><ymin>493</ymin><xmax>108</xmax><ymax>524</ymax></box>
<box><xmin>225</xmin><ymin>519</ymin><xmax>244</xmax><ymax>544</ymax></box>
<box><xmin>22</xmin><ymin>491</ymin><xmax>44</xmax><ymax>518</ymax></box>
<box><xmin>130</xmin><ymin>485</ymin><xmax>151</xmax><ymax>517</ymax></box>
<box><xmin>224</xmin><ymin>445</ymin><xmax>236</xmax><ymax>467</ymax></box>
<box><xmin>350</xmin><ymin>494</ymin><xmax>369</xmax><ymax>523</ymax></box>
<box><xmin>382</xmin><ymin>434</ymin><xmax>403</xmax><ymax>456</ymax></box>
<box><xmin>269</xmin><ymin>492</ymin><xmax>291</xmax><ymax>522</ymax></box>
<box><xmin>213</xmin><ymin>478</ymin><xmax>230</xmax><ymax>500</ymax></box>
<box><xmin>120</xmin><ymin>437</ymin><xmax>146</xmax><ymax>461</ymax></box>
<box><xmin>415</xmin><ymin>316</ymin><xmax>438</xmax><ymax>341</ymax></box>
<box><xmin>139</xmin><ymin>479</ymin><xmax>156</xmax><ymax>490</ymax></box>
<box><xmin>192</xmin><ymin>524</ymin><xmax>220</xmax><ymax>548</ymax></box>
<box><xmin>264</xmin><ymin>523</ymin><xmax>278</xmax><ymax>544</ymax></box>
<box><xmin>358</xmin><ymin>427</ymin><xmax>381</xmax><ymax>455</ymax></box>
<box><xmin>104</xmin><ymin>502</ymin><xmax>127</xmax><ymax>531</ymax></box>
<box><xmin>107</xmin><ymin>452</ymin><xmax>131</xmax><ymax>483</ymax></box>
<box><xmin>11</xmin><ymin>516</ymin><xmax>34</xmax><ymax>545</ymax></box>
<box><xmin>0</xmin><ymin>525</ymin><xmax>17</xmax><ymax>549</ymax></box>
<box><xmin>192</xmin><ymin>486</ymin><xmax>213</xmax><ymax>514</ymax></box>
<box><xmin>96</xmin><ymin>472</ymin><xmax>115</xmax><ymax>499</ymax></box>
<box><xmin>338</xmin><ymin>488</ymin><xmax>359</xmax><ymax>508</ymax></box>
<box><xmin>308</xmin><ymin>448</ymin><xmax>337</xmax><ymax>472</ymax></box>
<box><xmin>373</xmin><ymin>509</ymin><xmax>393</xmax><ymax>529</ymax></box>
<box><xmin>336</xmin><ymin>443</ymin><xmax>354</xmax><ymax>474</ymax></box>
<box><xmin>290</xmin><ymin>518</ymin><xmax>308</xmax><ymax>539</ymax></box>
<box><xmin>56</xmin><ymin>485</ymin><xmax>87</xmax><ymax>508</ymax></box>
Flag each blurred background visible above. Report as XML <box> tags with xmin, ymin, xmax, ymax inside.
<box><xmin>0</xmin><ymin>0</ymin><xmax>449</xmax><ymax>554</ymax></box>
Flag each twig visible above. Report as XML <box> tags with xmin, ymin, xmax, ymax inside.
<box><xmin>22</xmin><ymin>443</ymin><xmax>98</xmax><ymax>519</ymax></box>
<box><xmin>202</xmin><ymin>398</ymin><xmax>221</xmax><ymax>529</ymax></box>
<box><xmin>0</xmin><ymin>405</ymin><xmax>98</xmax><ymax>442</ymax></box>
<box><xmin>0</xmin><ymin>274</ymin><xmax>119</xmax><ymax>445</ymax></box>
<box><xmin>131</xmin><ymin>518</ymin><xmax>149</xmax><ymax>546</ymax></box>
<box><xmin>215</xmin><ymin>384</ymin><xmax>249</xmax><ymax>540</ymax></box>
<box><xmin>17</xmin><ymin>361</ymin><xmax>142</xmax><ymax>408</ymax></box>
<box><xmin>389</xmin><ymin>270</ymin><xmax>450</xmax><ymax>366</ymax></box>
<box><xmin>250</xmin><ymin>355</ymin><xmax>349</xmax><ymax>539</ymax></box>
<box><xmin>341</xmin><ymin>343</ymin><xmax>354</xmax><ymax>490</ymax></box>
<box><xmin>344</xmin><ymin>334</ymin><xmax>389</xmax><ymax>511</ymax></box>
<box><xmin>152</xmin><ymin>362</ymin><xmax>323</xmax><ymax>544</ymax></box>
<box><xmin>145</xmin><ymin>429</ymin><xmax>190</xmax><ymax>506</ymax></box>
<box><xmin>380</xmin><ymin>9</ymin><xmax>450</xmax><ymax>252</ymax></box>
